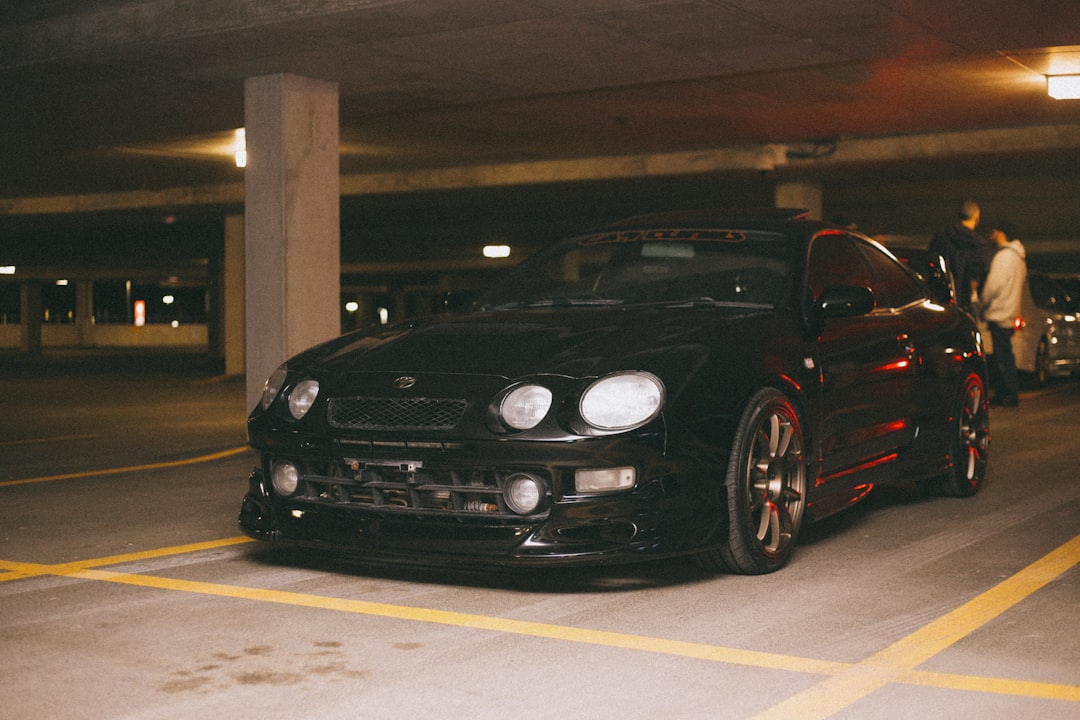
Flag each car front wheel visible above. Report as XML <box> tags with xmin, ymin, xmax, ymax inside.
<box><xmin>699</xmin><ymin>387</ymin><xmax>807</xmax><ymax>575</ymax></box>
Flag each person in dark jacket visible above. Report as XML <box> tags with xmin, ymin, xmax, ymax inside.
<box><xmin>929</xmin><ymin>200</ymin><xmax>994</xmax><ymax>310</ymax></box>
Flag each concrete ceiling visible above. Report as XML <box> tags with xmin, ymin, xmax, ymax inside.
<box><xmin>3</xmin><ymin>0</ymin><xmax>1080</xmax><ymax>257</ymax></box>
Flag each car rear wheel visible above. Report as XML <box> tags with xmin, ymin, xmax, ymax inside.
<box><xmin>939</xmin><ymin>373</ymin><xmax>990</xmax><ymax>497</ymax></box>
<box><xmin>698</xmin><ymin>388</ymin><xmax>807</xmax><ymax>574</ymax></box>
<box><xmin>1035</xmin><ymin>338</ymin><xmax>1051</xmax><ymax>387</ymax></box>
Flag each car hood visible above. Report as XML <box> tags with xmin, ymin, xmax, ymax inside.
<box><xmin>293</xmin><ymin>307</ymin><xmax>776</xmax><ymax>383</ymax></box>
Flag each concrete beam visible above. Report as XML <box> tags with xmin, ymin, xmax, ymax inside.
<box><xmin>2</xmin><ymin>124</ymin><xmax>1080</xmax><ymax>216</ymax></box>
<box><xmin>340</xmin><ymin>124</ymin><xmax>1080</xmax><ymax>195</ymax></box>
<box><xmin>0</xmin><ymin>184</ymin><xmax>243</xmax><ymax>215</ymax></box>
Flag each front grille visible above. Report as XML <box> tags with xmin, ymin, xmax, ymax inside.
<box><xmin>290</xmin><ymin>457</ymin><xmax>550</xmax><ymax>520</ymax></box>
<box><xmin>327</xmin><ymin>397</ymin><xmax>468</xmax><ymax>430</ymax></box>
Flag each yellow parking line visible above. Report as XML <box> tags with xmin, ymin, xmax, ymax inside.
<box><xmin>0</xmin><ymin>536</ymin><xmax>255</xmax><ymax>583</ymax></box>
<box><xmin>0</xmin><ymin>551</ymin><xmax>852</xmax><ymax>677</ymax></box>
<box><xmin>0</xmin><ymin>446</ymin><xmax>250</xmax><ymax>487</ymax></box>
<box><xmin>1</xmin><ymin>534</ymin><xmax>1078</xmax><ymax>710</ymax></box>
<box><xmin>752</xmin><ymin>533</ymin><xmax>1080</xmax><ymax>718</ymax></box>
<box><xmin>903</xmin><ymin>668</ymin><xmax>1080</xmax><ymax>704</ymax></box>
<box><xmin>0</xmin><ymin>434</ymin><xmax>100</xmax><ymax>446</ymax></box>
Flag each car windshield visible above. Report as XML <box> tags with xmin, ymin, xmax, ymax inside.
<box><xmin>1029</xmin><ymin>275</ymin><xmax>1080</xmax><ymax>312</ymax></box>
<box><xmin>479</xmin><ymin>228</ymin><xmax>792</xmax><ymax>310</ymax></box>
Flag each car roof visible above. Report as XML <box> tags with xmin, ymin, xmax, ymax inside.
<box><xmin>594</xmin><ymin>208</ymin><xmax>818</xmax><ymax>234</ymax></box>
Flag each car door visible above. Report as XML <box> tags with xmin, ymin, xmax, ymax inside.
<box><xmin>807</xmin><ymin>232</ymin><xmax>920</xmax><ymax>490</ymax></box>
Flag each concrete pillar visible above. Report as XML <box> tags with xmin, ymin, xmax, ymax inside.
<box><xmin>244</xmin><ymin>74</ymin><xmax>340</xmax><ymax>410</ymax></box>
<box><xmin>75</xmin><ymin>280</ymin><xmax>93</xmax><ymax>347</ymax></box>
<box><xmin>223</xmin><ymin>213</ymin><xmax>245</xmax><ymax>377</ymax></box>
<box><xmin>207</xmin><ymin>251</ymin><xmax>224</xmax><ymax>371</ymax></box>
<box><xmin>20</xmin><ymin>281</ymin><xmax>42</xmax><ymax>355</ymax></box>
<box><xmin>775</xmin><ymin>181</ymin><xmax>823</xmax><ymax>220</ymax></box>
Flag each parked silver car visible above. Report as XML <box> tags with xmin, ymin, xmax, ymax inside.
<box><xmin>1015</xmin><ymin>273</ymin><xmax>1080</xmax><ymax>385</ymax></box>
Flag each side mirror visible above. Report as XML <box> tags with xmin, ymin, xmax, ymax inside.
<box><xmin>815</xmin><ymin>285</ymin><xmax>875</xmax><ymax>318</ymax></box>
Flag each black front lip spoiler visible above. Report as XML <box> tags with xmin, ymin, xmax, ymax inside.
<box><xmin>238</xmin><ymin>469</ymin><xmax>717</xmax><ymax>568</ymax></box>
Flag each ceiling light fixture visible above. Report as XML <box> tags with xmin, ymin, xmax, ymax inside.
<box><xmin>1047</xmin><ymin>74</ymin><xmax>1080</xmax><ymax>100</ymax></box>
<box><xmin>233</xmin><ymin>127</ymin><xmax>247</xmax><ymax>167</ymax></box>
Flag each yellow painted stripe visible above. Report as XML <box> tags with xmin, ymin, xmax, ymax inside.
<box><xmin>0</xmin><ymin>446</ymin><xmax>250</xmax><ymax>487</ymax></box>
<box><xmin>0</xmin><ymin>536</ymin><xmax>255</xmax><ymax>582</ymax></box>
<box><xmin>752</xmin><ymin>533</ymin><xmax>1080</xmax><ymax>719</ymax></box>
<box><xmin>902</xmin><ymin>668</ymin><xmax>1080</xmax><ymax>703</ymax></box>
<box><xmin>1</xmin><ymin>534</ymin><xmax>1077</xmax><ymax>706</ymax></box>
<box><xmin>0</xmin><ymin>553</ymin><xmax>849</xmax><ymax>677</ymax></box>
<box><xmin>0</xmin><ymin>570</ymin><xmax>34</xmax><ymax>583</ymax></box>
<box><xmin>0</xmin><ymin>433</ymin><xmax>100</xmax><ymax>447</ymax></box>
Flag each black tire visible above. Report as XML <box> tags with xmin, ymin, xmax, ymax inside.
<box><xmin>698</xmin><ymin>388</ymin><xmax>807</xmax><ymax>574</ymax></box>
<box><xmin>1035</xmin><ymin>338</ymin><xmax>1051</xmax><ymax>387</ymax></box>
<box><xmin>939</xmin><ymin>373</ymin><xmax>990</xmax><ymax>497</ymax></box>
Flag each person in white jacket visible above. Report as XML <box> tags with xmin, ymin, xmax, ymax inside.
<box><xmin>979</xmin><ymin>222</ymin><xmax>1027</xmax><ymax>407</ymax></box>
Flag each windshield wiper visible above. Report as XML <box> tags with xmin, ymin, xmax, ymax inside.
<box><xmin>641</xmin><ymin>297</ymin><xmax>774</xmax><ymax>309</ymax></box>
<box><xmin>484</xmin><ymin>296</ymin><xmax>624</xmax><ymax>310</ymax></box>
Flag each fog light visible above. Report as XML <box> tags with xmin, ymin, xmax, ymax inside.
<box><xmin>271</xmin><ymin>461</ymin><xmax>300</xmax><ymax>496</ymax></box>
<box><xmin>504</xmin><ymin>472</ymin><xmax>545</xmax><ymax>515</ymax></box>
<box><xmin>575</xmin><ymin>467</ymin><xmax>635</xmax><ymax>493</ymax></box>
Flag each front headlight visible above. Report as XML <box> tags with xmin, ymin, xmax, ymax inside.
<box><xmin>500</xmin><ymin>384</ymin><xmax>553</xmax><ymax>430</ymax></box>
<box><xmin>287</xmin><ymin>379</ymin><xmax>320</xmax><ymax>420</ymax></box>
<box><xmin>260</xmin><ymin>365</ymin><xmax>288</xmax><ymax>410</ymax></box>
<box><xmin>579</xmin><ymin>371</ymin><xmax>664</xmax><ymax>431</ymax></box>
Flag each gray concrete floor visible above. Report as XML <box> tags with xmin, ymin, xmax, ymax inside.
<box><xmin>1</xmin><ymin>350</ymin><xmax>1077</xmax><ymax>719</ymax></box>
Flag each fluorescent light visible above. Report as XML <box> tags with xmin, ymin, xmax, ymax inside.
<box><xmin>1047</xmin><ymin>75</ymin><xmax>1080</xmax><ymax>100</ymax></box>
<box><xmin>0</xmin><ymin>266</ymin><xmax>14</xmax><ymax>275</ymax></box>
<box><xmin>483</xmin><ymin>245</ymin><xmax>511</xmax><ymax>258</ymax></box>
<box><xmin>233</xmin><ymin>128</ymin><xmax>247</xmax><ymax>167</ymax></box>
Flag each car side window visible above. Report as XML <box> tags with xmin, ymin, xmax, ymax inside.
<box><xmin>856</xmin><ymin>239</ymin><xmax>926</xmax><ymax>309</ymax></box>
<box><xmin>806</xmin><ymin>232</ymin><xmax>873</xmax><ymax>302</ymax></box>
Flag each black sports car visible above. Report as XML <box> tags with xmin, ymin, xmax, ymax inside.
<box><xmin>240</xmin><ymin>209</ymin><xmax>990</xmax><ymax>574</ymax></box>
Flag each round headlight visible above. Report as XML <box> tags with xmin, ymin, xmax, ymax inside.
<box><xmin>579</xmin><ymin>371</ymin><xmax>664</xmax><ymax>431</ymax></box>
<box><xmin>271</xmin><ymin>461</ymin><xmax>300</xmax><ymax>496</ymax></box>
<box><xmin>503</xmin><ymin>472</ymin><xmax>545</xmax><ymax>515</ymax></box>
<box><xmin>288</xmin><ymin>379</ymin><xmax>320</xmax><ymax>420</ymax></box>
<box><xmin>260</xmin><ymin>365</ymin><xmax>288</xmax><ymax>410</ymax></box>
<box><xmin>500</xmin><ymin>384</ymin><xmax>553</xmax><ymax>430</ymax></box>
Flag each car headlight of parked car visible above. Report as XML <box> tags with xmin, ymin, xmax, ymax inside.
<box><xmin>579</xmin><ymin>371</ymin><xmax>664</xmax><ymax>431</ymax></box>
<box><xmin>258</xmin><ymin>365</ymin><xmax>319</xmax><ymax>420</ymax></box>
<box><xmin>499</xmin><ymin>383</ymin><xmax>553</xmax><ymax>429</ymax></box>
<box><xmin>287</xmin><ymin>379</ymin><xmax>320</xmax><ymax>420</ymax></box>
<box><xmin>260</xmin><ymin>365</ymin><xmax>289</xmax><ymax>410</ymax></box>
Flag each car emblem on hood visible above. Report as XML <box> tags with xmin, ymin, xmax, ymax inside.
<box><xmin>393</xmin><ymin>376</ymin><xmax>417</xmax><ymax>389</ymax></box>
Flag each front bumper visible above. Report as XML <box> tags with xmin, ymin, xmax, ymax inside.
<box><xmin>238</xmin><ymin>437</ymin><xmax>723</xmax><ymax>567</ymax></box>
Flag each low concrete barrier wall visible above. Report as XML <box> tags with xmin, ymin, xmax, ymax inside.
<box><xmin>0</xmin><ymin>323</ymin><xmax>208</xmax><ymax>349</ymax></box>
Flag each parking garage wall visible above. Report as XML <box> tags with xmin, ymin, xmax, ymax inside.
<box><xmin>0</xmin><ymin>323</ymin><xmax>208</xmax><ymax>350</ymax></box>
